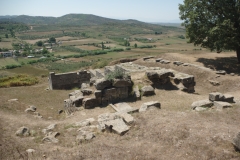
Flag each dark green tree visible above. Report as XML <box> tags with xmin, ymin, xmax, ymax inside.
<box><xmin>49</xmin><ymin>37</ymin><xmax>56</xmax><ymax>43</ymax></box>
<box><xmin>101</xmin><ymin>42</ymin><xmax>104</xmax><ymax>50</ymax></box>
<box><xmin>36</xmin><ymin>41</ymin><xmax>43</xmax><ymax>47</ymax></box>
<box><xmin>179</xmin><ymin>0</ymin><xmax>240</xmax><ymax>63</ymax></box>
<box><xmin>134</xmin><ymin>43</ymin><xmax>137</xmax><ymax>48</ymax></box>
<box><xmin>5</xmin><ymin>34</ymin><xmax>8</xmax><ymax>38</ymax></box>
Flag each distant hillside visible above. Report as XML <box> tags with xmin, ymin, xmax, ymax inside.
<box><xmin>152</xmin><ymin>22</ymin><xmax>182</xmax><ymax>28</ymax></box>
<box><xmin>0</xmin><ymin>14</ymin><xmax>147</xmax><ymax>26</ymax></box>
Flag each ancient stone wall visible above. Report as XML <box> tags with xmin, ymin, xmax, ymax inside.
<box><xmin>49</xmin><ymin>70</ymin><xmax>91</xmax><ymax>90</ymax></box>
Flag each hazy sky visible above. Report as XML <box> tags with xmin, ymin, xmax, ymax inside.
<box><xmin>0</xmin><ymin>0</ymin><xmax>183</xmax><ymax>22</ymax></box>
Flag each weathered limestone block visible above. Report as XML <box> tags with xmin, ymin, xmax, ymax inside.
<box><xmin>223</xmin><ymin>94</ymin><xmax>234</xmax><ymax>103</ymax></box>
<box><xmin>98</xmin><ymin>113</ymin><xmax>122</xmax><ymax>131</ymax></box>
<box><xmin>156</xmin><ymin>58</ymin><xmax>163</xmax><ymax>62</ymax></box>
<box><xmin>191</xmin><ymin>100</ymin><xmax>213</xmax><ymax>110</ymax></box>
<box><xmin>81</xmin><ymin>88</ymin><xmax>93</xmax><ymax>96</ymax></box>
<box><xmin>83</xmin><ymin>98</ymin><xmax>98</xmax><ymax>109</ymax></box>
<box><xmin>216</xmin><ymin>70</ymin><xmax>226</xmax><ymax>75</ymax></box>
<box><xmin>143</xmin><ymin>56</ymin><xmax>155</xmax><ymax>61</ymax></box>
<box><xmin>111</xmin><ymin>102</ymin><xmax>133</xmax><ymax>113</ymax></box>
<box><xmin>173</xmin><ymin>61</ymin><xmax>183</xmax><ymax>66</ymax></box>
<box><xmin>69</xmin><ymin>90</ymin><xmax>82</xmax><ymax>97</ymax></box>
<box><xmin>81</xmin><ymin>83</ymin><xmax>89</xmax><ymax>90</ymax></box>
<box><xmin>69</xmin><ymin>95</ymin><xmax>84</xmax><ymax>107</ymax></box>
<box><xmin>42</xmin><ymin>124</ymin><xmax>57</xmax><ymax>134</ymax></box>
<box><xmin>139</xmin><ymin>101</ymin><xmax>161</xmax><ymax>112</ymax></box>
<box><xmin>146</xmin><ymin>69</ymin><xmax>174</xmax><ymax>84</ymax></box>
<box><xmin>89</xmin><ymin>69</ymin><xmax>97</xmax><ymax>78</ymax></box>
<box><xmin>174</xmin><ymin>73</ymin><xmax>195</xmax><ymax>93</ymax></box>
<box><xmin>214</xmin><ymin>101</ymin><xmax>232</xmax><ymax>110</ymax></box>
<box><xmin>118</xmin><ymin>113</ymin><xmax>134</xmax><ymax>124</ymax></box>
<box><xmin>209</xmin><ymin>92</ymin><xmax>224</xmax><ymax>101</ymax></box>
<box><xmin>208</xmin><ymin>80</ymin><xmax>220</xmax><ymax>86</ymax></box>
<box><xmin>95</xmin><ymin>78</ymin><xmax>112</xmax><ymax>90</ymax></box>
<box><xmin>233</xmin><ymin>132</ymin><xmax>240</xmax><ymax>151</ymax></box>
<box><xmin>112</xmin><ymin>78</ymin><xmax>132</xmax><ymax>87</ymax></box>
<box><xmin>16</xmin><ymin>126</ymin><xmax>30</xmax><ymax>136</ymax></box>
<box><xmin>25</xmin><ymin>105</ymin><xmax>37</xmax><ymax>113</ymax></box>
<box><xmin>94</xmin><ymin>90</ymin><xmax>102</xmax><ymax>104</ymax></box>
<box><xmin>141</xmin><ymin>85</ymin><xmax>155</xmax><ymax>96</ymax></box>
<box><xmin>104</xmin><ymin>118</ymin><xmax>130</xmax><ymax>135</ymax></box>
<box><xmin>42</xmin><ymin>132</ymin><xmax>60</xmax><ymax>143</ymax></box>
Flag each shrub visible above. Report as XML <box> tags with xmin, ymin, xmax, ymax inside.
<box><xmin>5</xmin><ymin>64</ymin><xmax>21</xmax><ymax>69</ymax></box>
<box><xmin>105</xmin><ymin>69</ymin><xmax>129</xmax><ymax>81</ymax></box>
<box><xmin>125</xmin><ymin>47</ymin><xmax>131</xmax><ymax>50</ymax></box>
<box><xmin>0</xmin><ymin>74</ymin><xmax>39</xmax><ymax>87</ymax></box>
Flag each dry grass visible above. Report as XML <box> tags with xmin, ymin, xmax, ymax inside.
<box><xmin>0</xmin><ymin>52</ymin><xmax>240</xmax><ymax>159</ymax></box>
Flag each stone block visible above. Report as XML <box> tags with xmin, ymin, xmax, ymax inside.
<box><xmin>191</xmin><ymin>99</ymin><xmax>213</xmax><ymax>110</ymax></box>
<box><xmin>83</xmin><ymin>98</ymin><xmax>98</xmax><ymax>109</ymax></box>
<box><xmin>209</xmin><ymin>92</ymin><xmax>224</xmax><ymax>101</ymax></box>
<box><xmin>141</xmin><ymin>85</ymin><xmax>155</xmax><ymax>96</ymax></box>
<box><xmin>139</xmin><ymin>101</ymin><xmax>161</xmax><ymax>112</ymax></box>
<box><xmin>95</xmin><ymin>78</ymin><xmax>112</xmax><ymax>90</ymax></box>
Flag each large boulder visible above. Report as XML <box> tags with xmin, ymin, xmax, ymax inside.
<box><xmin>83</xmin><ymin>98</ymin><xmax>98</xmax><ymax>109</ymax></box>
<box><xmin>95</xmin><ymin>78</ymin><xmax>112</xmax><ymax>90</ymax></box>
<box><xmin>112</xmin><ymin>78</ymin><xmax>132</xmax><ymax>87</ymax></box>
<box><xmin>191</xmin><ymin>100</ymin><xmax>213</xmax><ymax>110</ymax></box>
<box><xmin>146</xmin><ymin>69</ymin><xmax>174</xmax><ymax>84</ymax></box>
<box><xmin>141</xmin><ymin>85</ymin><xmax>155</xmax><ymax>96</ymax></box>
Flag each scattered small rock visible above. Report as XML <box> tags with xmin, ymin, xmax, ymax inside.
<box><xmin>230</xmin><ymin>73</ymin><xmax>235</xmax><ymax>76</ymax></box>
<box><xmin>16</xmin><ymin>126</ymin><xmax>30</xmax><ymax>136</ymax></box>
<box><xmin>25</xmin><ymin>105</ymin><xmax>37</xmax><ymax>113</ymax></box>
<box><xmin>183</xmin><ymin>63</ymin><xmax>189</xmax><ymax>66</ymax></box>
<box><xmin>173</xmin><ymin>61</ymin><xmax>183</xmax><ymax>66</ymax></box>
<box><xmin>216</xmin><ymin>70</ymin><xmax>226</xmax><ymax>75</ymax></box>
<box><xmin>42</xmin><ymin>124</ymin><xmax>57</xmax><ymax>134</ymax></box>
<box><xmin>42</xmin><ymin>132</ymin><xmax>60</xmax><ymax>143</ymax></box>
<box><xmin>8</xmin><ymin>99</ymin><xmax>18</xmax><ymax>102</ymax></box>
<box><xmin>208</xmin><ymin>80</ymin><xmax>220</xmax><ymax>86</ymax></box>
<box><xmin>26</xmin><ymin>149</ymin><xmax>35</xmax><ymax>153</ymax></box>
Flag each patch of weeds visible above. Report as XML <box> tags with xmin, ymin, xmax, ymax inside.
<box><xmin>0</xmin><ymin>74</ymin><xmax>39</xmax><ymax>87</ymax></box>
<box><xmin>105</xmin><ymin>69</ymin><xmax>129</xmax><ymax>81</ymax></box>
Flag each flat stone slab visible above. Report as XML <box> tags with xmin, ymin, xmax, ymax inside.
<box><xmin>191</xmin><ymin>99</ymin><xmax>213</xmax><ymax>110</ymax></box>
<box><xmin>209</xmin><ymin>92</ymin><xmax>224</xmax><ymax>101</ymax></box>
<box><xmin>104</xmin><ymin>118</ymin><xmax>130</xmax><ymax>135</ymax></box>
<box><xmin>214</xmin><ymin>101</ymin><xmax>232</xmax><ymax>110</ymax></box>
<box><xmin>111</xmin><ymin>102</ymin><xmax>133</xmax><ymax>113</ymax></box>
<box><xmin>117</xmin><ymin>113</ymin><xmax>134</xmax><ymax>124</ymax></box>
<box><xmin>195</xmin><ymin>107</ymin><xmax>208</xmax><ymax>111</ymax></box>
<box><xmin>139</xmin><ymin>101</ymin><xmax>161</xmax><ymax>112</ymax></box>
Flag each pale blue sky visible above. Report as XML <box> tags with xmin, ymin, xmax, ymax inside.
<box><xmin>0</xmin><ymin>0</ymin><xmax>183</xmax><ymax>22</ymax></box>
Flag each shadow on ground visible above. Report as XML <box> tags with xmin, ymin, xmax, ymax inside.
<box><xmin>196</xmin><ymin>56</ymin><xmax>240</xmax><ymax>74</ymax></box>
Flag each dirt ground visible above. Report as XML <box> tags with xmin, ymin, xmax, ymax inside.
<box><xmin>0</xmin><ymin>52</ymin><xmax>240</xmax><ymax>160</ymax></box>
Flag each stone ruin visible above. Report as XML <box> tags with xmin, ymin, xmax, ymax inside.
<box><xmin>49</xmin><ymin>70</ymin><xmax>91</xmax><ymax>90</ymax></box>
